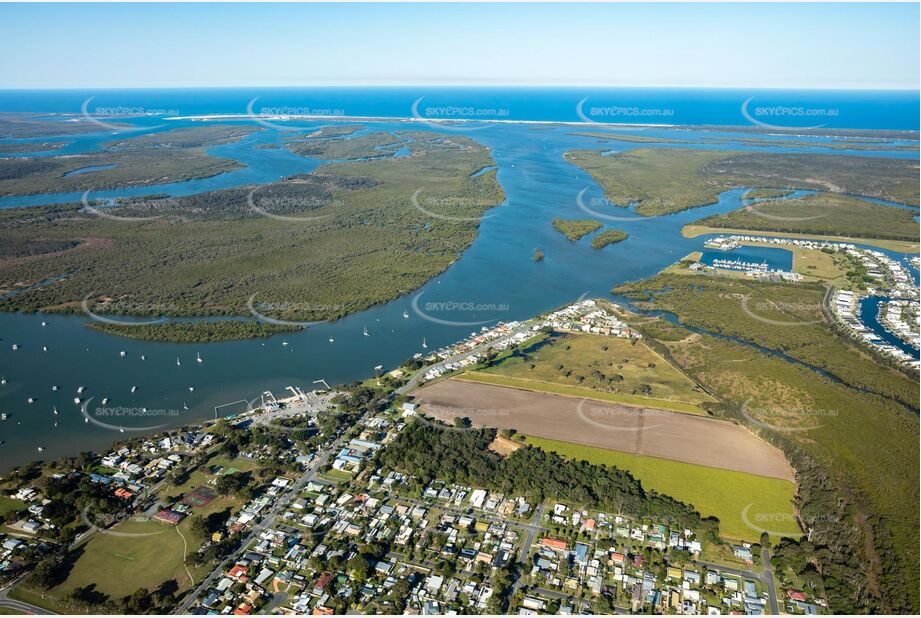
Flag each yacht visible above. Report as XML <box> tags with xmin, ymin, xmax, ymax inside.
<box><xmin>120</xmin><ymin>351</ymin><xmax>126</xmax><ymax>357</ymax></box>
<box><xmin>363</xmin><ymin>327</ymin><xmax>369</xmax><ymax>337</ymax></box>
<box><xmin>282</xmin><ymin>340</ymin><xmax>289</xmax><ymax>346</ymax></box>
<box><xmin>41</xmin><ymin>321</ymin><xmax>46</xmax><ymax>327</ymax></box>
<box><xmin>11</xmin><ymin>344</ymin><xmax>18</xmax><ymax>351</ymax></box>
<box><xmin>37</xmin><ymin>446</ymin><xmax>45</xmax><ymax>452</ymax></box>
<box><xmin>27</xmin><ymin>397</ymin><xmax>35</xmax><ymax>404</ymax></box>
<box><xmin>403</xmin><ymin>310</ymin><xmax>409</xmax><ymax>318</ymax></box>
<box><xmin>329</xmin><ymin>337</ymin><xmax>335</xmax><ymax>343</ymax></box>
<box><xmin>422</xmin><ymin>337</ymin><xmax>428</xmax><ymax>349</ymax></box>
<box><xmin>42</xmin><ymin>346</ymin><xmax>48</xmax><ymax>352</ymax></box>
<box><xmin>130</xmin><ymin>385</ymin><xmax>137</xmax><ymax>393</ymax></box>
<box><xmin>196</xmin><ymin>353</ymin><xmax>203</xmax><ymax>363</ymax></box>
<box><xmin>53</xmin><ymin>406</ymin><xmax>58</xmax><ymax>415</ymax></box>
<box><xmin>1</xmin><ymin>413</ymin><xmax>8</xmax><ymax>421</ymax></box>
<box><xmin>0</xmin><ymin>377</ymin><xmax>5</xmax><ymax>385</ymax></box>
<box><xmin>101</xmin><ymin>397</ymin><xmax>109</xmax><ymax>405</ymax></box>
<box><xmin>176</xmin><ymin>357</ymin><xmax>181</xmax><ymax>367</ymax></box>
<box><xmin>188</xmin><ymin>386</ymin><xmax>195</xmax><ymax>392</ymax></box>
<box><xmin>140</xmin><ymin>355</ymin><xmax>146</xmax><ymax>361</ymax></box>
<box><xmin>77</xmin><ymin>386</ymin><xmax>85</xmax><ymax>394</ymax></box>
<box><xmin>52</xmin><ymin>385</ymin><xmax>58</xmax><ymax>391</ymax></box>
<box><xmin>73</xmin><ymin>397</ymin><xmax>81</xmax><ymax>404</ymax></box>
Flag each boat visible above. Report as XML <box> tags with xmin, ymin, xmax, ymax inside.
<box><xmin>363</xmin><ymin>327</ymin><xmax>369</xmax><ymax>337</ymax></box>
<box><xmin>73</xmin><ymin>397</ymin><xmax>80</xmax><ymax>404</ymax></box>
<box><xmin>42</xmin><ymin>346</ymin><xmax>48</xmax><ymax>352</ymax></box>
<box><xmin>11</xmin><ymin>344</ymin><xmax>18</xmax><ymax>351</ymax></box>
<box><xmin>41</xmin><ymin>321</ymin><xmax>46</xmax><ymax>327</ymax></box>
<box><xmin>53</xmin><ymin>406</ymin><xmax>58</xmax><ymax>415</ymax></box>
<box><xmin>282</xmin><ymin>340</ymin><xmax>289</xmax><ymax>346</ymax></box>
<box><xmin>374</xmin><ymin>364</ymin><xmax>384</xmax><ymax>371</ymax></box>
<box><xmin>0</xmin><ymin>377</ymin><xmax>5</xmax><ymax>385</ymax></box>
<box><xmin>183</xmin><ymin>402</ymin><xmax>189</xmax><ymax>410</ymax></box>
<box><xmin>119</xmin><ymin>351</ymin><xmax>126</xmax><ymax>357</ymax></box>
<box><xmin>422</xmin><ymin>337</ymin><xmax>428</xmax><ymax>349</ymax></box>
<box><xmin>84</xmin><ymin>417</ymin><xmax>89</xmax><ymax>423</ymax></box>
<box><xmin>37</xmin><ymin>446</ymin><xmax>45</xmax><ymax>452</ymax></box>
<box><xmin>101</xmin><ymin>397</ymin><xmax>108</xmax><ymax>405</ymax></box>
<box><xmin>329</xmin><ymin>337</ymin><xmax>334</xmax><ymax>343</ymax></box>
<box><xmin>130</xmin><ymin>385</ymin><xmax>137</xmax><ymax>393</ymax></box>
<box><xmin>77</xmin><ymin>386</ymin><xmax>85</xmax><ymax>394</ymax></box>
<box><xmin>403</xmin><ymin>310</ymin><xmax>409</xmax><ymax>318</ymax></box>
<box><xmin>176</xmin><ymin>357</ymin><xmax>181</xmax><ymax>366</ymax></box>
<box><xmin>52</xmin><ymin>385</ymin><xmax>58</xmax><ymax>391</ymax></box>
<box><xmin>27</xmin><ymin>397</ymin><xmax>35</xmax><ymax>404</ymax></box>
<box><xmin>140</xmin><ymin>355</ymin><xmax>146</xmax><ymax>360</ymax></box>
<box><xmin>119</xmin><ymin>427</ymin><xmax>125</xmax><ymax>433</ymax></box>
<box><xmin>196</xmin><ymin>353</ymin><xmax>203</xmax><ymax>363</ymax></box>
<box><xmin>1</xmin><ymin>413</ymin><xmax>7</xmax><ymax>421</ymax></box>
<box><xmin>188</xmin><ymin>386</ymin><xmax>195</xmax><ymax>392</ymax></box>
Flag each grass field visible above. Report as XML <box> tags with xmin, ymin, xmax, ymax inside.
<box><xmin>478</xmin><ymin>332</ymin><xmax>716</xmax><ymax>408</ymax></box>
<box><xmin>682</xmin><ymin>224</ymin><xmax>920</xmax><ymax>253</ymax></box>
<box><xmin>524</xmin><ymin>435</ymin><xmax>800</xmax><ymax>542</ymax></box>
<box><xmin>457</xmin><ymin>371</ymin><xmax>709</xmax><ymax>415</ymax></box>
<box><xmin>0</xmin><ymin>495</ymin><xmax>25</xmax><ymax>518</ymax></box>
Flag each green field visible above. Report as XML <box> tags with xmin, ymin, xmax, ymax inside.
<box><xmin>524</xmin><ymin>435</ymin><xmax>799</xmax><ymax>542</ymax></box>
<box><xmin>478</xmin><ymin>332</ymin><xmax>716</xmax><ymax>408</ymax></box>
<box><xmin>50</xmin><ymin>518</ymin><xmax>191</xmax><ymax>600</ymax></box>
<box><xmin>0</xmin><ymin>495</ymin><xmax>25</xmax><ymax>518</ymax></box>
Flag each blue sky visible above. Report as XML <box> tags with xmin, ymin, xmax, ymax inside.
<box><xmin>0</xmin><ymin>2</ymin><xmax>918</xmax><ymax>89</ymax></box>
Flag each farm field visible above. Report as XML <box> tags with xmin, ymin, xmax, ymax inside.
<box><xmin>412</xmin><ymin>378</ymin><xmax>793</xmax><ymax>480</ymax></box>
<box><xmin>477</xmin><ymin>332</ymin><xmax>716</xmax><ymax>407</ymax></box>
<box><xmin>523</xmin><ymin>435</ymin><xmax>799</xmax><ymax>541</ymax></box>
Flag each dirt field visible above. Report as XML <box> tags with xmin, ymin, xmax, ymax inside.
<box><xmin>414</xmin><ymin>379</ymin><xmax>793</xmax><ymax>481</ymax></box>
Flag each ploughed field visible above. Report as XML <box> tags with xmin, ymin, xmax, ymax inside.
<box><xmin>413</xmin><ymin>378</ymin><xmax>794</xmax><ymax>481</ymax></box>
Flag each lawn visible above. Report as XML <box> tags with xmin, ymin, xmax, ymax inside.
<box><xmin>477</xmin><ymin>332</ymin><xmax>716</xmax><ymax>408</ymax></box>
<box><xmin>0</xmin><ymin>495</ymin><xmax>25</xmax><ymax>518</ymax></box>
<box><xmin>523</xmin><ymin>435</ymin><xmax>800</xmax><ymax>542</ymax></box>
<box><xmin>49</xmin><ymin>518</ymin><xmax>189</xmax><ymax>600</ymax></box>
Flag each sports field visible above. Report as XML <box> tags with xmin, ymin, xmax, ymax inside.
<box><xmin>524</xmin><ymin>435</ymin><xmax>800</xmax><ymax>542</ymax></box>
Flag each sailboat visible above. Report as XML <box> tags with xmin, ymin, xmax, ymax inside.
<box><xmin>196</xmin><ymin>352</ymin><xmax>203</xmax><ymax>363</ymax></box>
<box><xmin>42</xmin><ymin>346</ymin><xmax>48</xmax><ymax>352</ymax></box>
<box><xmin>176</xmin><ymin>357</ymin><xmax>181</xmax><ymax>367</ymax></box>
<box><xmin>53</xmin><ymin>406</ymin><xmax>58</xmax><ymax>415</ymax></box>
<box><xmin>403</xmin><ymin>310</ymin><xmax>409</xmax><ymax>319</ymax></box>
<box><xmin>363</xmin><ymin>327</ymin><xmax>369</xmax><ymax>337</ymax></box>
<box><xmin>52</xmin><ymin>385</ymin><xmax>58</xmax><ymax>391</ymax></box>
<box><xmin>282</xmin><ymin>340</ymin><xmax>289</xmax><ymax>346</ymax></box>
<box><xmin>183</xmin><ymin>402</ymin><xmax>189</xmax><ymax>410</ymax></box>
<box><xmin>140</xmin><ymin>355</ymin><xmax>146</xmax><ymax>361</ymax></box>
<box><xmin>0</xmin><ymin>377</ymin><xmax>5</xmax><ymax>385</ymax></box>
<box><xmin>130</xmin><ymin>385</ymin><xmax>137</xmax><ymax>393</ymax></box>
<box><xmin>188</xmin><ymin>386</ymin><xmax>195</xmax><ymax>392</ymax></box>
<box><xmin>422</xmin><ymin>337</ymin><xmax>428</xmax><ymax>349</ymax></box>
<box><xmin>101</xmin><ymin>397</ymin><xmax>108</xmax><ymax>405</ymax></box>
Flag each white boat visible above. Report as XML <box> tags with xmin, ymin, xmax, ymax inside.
<box><xmin>73</xmin><ymin>397</ymin><xmax>80</xmax><ymax>404</ymax></box>
<box><xmin>140</xmin><ymin>355</ymin><xmax>146</xmax><ymax>360</ymax></box>
<box><xmin>37</xmin><ymin>446</ymin><xmax>45</xmax><ymax>452</ymax></box>
<box><xmin>101</xmin><ymin>397</ymin><xmax>108</xmax><ymax>405</ymax></box>
<box><xmin>11</xmin><ymin>344</ymin><xmax>18</xmax><ymax>351</ymax></box>
<box><xmin>282</xmin><ymin>340</ymin><xmax>289</xmax><ymax>346</ymax></box>
<box><xmin>183</xmin><ymin>402</ymin><xmax>189</xmax><ymax>410</ymax></box>
<box><xmin>1</xmin><ymin>413</ymin><xmax>7</xmax><ymax>421</ymax></box>
<box><xmin>119</xmin><ymin>427</ymin><xmax>125</xmax><ymax>433</ymax></box>
<box><xmin>77</xmin><ymin>386</ymin><xmax>85</xmax><ymax>394</ymax></box>
<box><xmin>176</xmin><ymin>357</ymin><xmax>181</xmax><ymax>366</ymax></box>
<box><xmin>403</xmin><ymin>310</ymin><xmax>409</xmax><ymax>318</ymax></box>
<box><xmin>0</xmin><ymin>377</ymin><xmax>5</xmax><ymax>385</ymax></box>
<box><xmin>196</xmin><ymin>353</ymin><xmax>203</xmax><ymax>363</ymax></box>
<box><xmin>119</xmin><ymin>351</ymin><xmax>126</xmax><ymax>357</ymax></box>
<box><xmin>84</xmin><ymin>417</ymin><xmax>89</xmax><ymax>423</ymax></box>
<box><xmin>52</xmin><ymin>385</ymin><xmax>58</xmax><ymax>391</ymax></box>
<box><xmin>42</xmin><ymin>346</ymin><xmax>48</xmax><ymax>352</ymax></box>
<box><xmin>188</xmin><ymin>386</ymin><xmax>195</xmax><ymax>392</ymax></box>
<box><xmin>41</xmin><ymin>321</ymin><xmax>46</xmax><ymax>327</ymax></box>
<box><xmin>422</xmin><ymin>337</ymin><xmax>428</xmax><ymax>349</ymax></box>
<box><xmin>130</xmin><ymin>386</ymin><xmax>137</xmax><ymax>393</ymax></box>
<box><xmin>27</xmin><ymin>397</ymin><xmax>35</xmax><ymax>404</ymax></box>
<box><xmin>363</xmin><ymin>327</ymin><xmax>369</xmax><ymax>337</ymax></box>
<box><xmin>374</xmin><ymin>364</ymin><xmax>384</xmax><ymax>371</ymax></box>
<box><xmin>53</xmin><ymin>406</ymin><xmax>58</xmax><ymax>415</ymax></box>
<box><xmin>329</xmin><ymin>337</ymin><xmax>335</xmax><ymax>343</ymax></box>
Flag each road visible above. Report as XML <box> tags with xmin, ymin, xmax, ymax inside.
<box><xmin>691</xmin><ymin>553</ymin><xmax>780</xmax><ymax>615</ymax></box>
<box><xmin>0</xmin><ymin>575</ymin><xmax>56</xmax><ymax>615</ymax></box>
<box><xmin>397</xmin><ymin>323</ymin><xmax>538</xmax><ymax>395</ymax></box>
<box><xmin>174</xmin><ymin>419</ymin><xmax>366</xmax><ymax>614</ymax></box>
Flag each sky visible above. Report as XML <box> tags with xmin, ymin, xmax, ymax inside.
<box><xmin>0</xmin><ymin>2</ymin><xmax>918</xmax><ymax>90</ymax></box>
